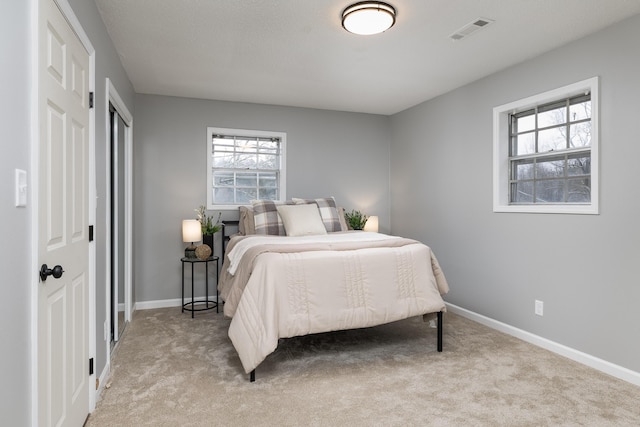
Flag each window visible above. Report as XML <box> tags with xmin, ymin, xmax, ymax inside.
<box><xmin>493</xmin><ymin>77</ymin><xmax>598</xmax><ymax>214</ymax></box>
<box><xmin>207</xmin><ymin>127</ymin><xmax>286</xmax><ymax>209</ymax></box>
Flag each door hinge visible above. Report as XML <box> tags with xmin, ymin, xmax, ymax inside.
<box><xmin>89</xmin><ymin>92</ymin><xmax>94</xmax><ymax>108</ymax></box>
<box><xmin>89</xmin><ymin>225</ymin><xmax>94</xmax><ymax>242</ymax></box>
<box><xmin>89</xmin><ymin>357</ymin><xmax>94</xmax><ymax>375</ymax></box>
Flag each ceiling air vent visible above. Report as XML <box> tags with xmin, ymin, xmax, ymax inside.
<box><xmin>450</xmin><ymin>18</ymin><xmax>494</xmax><ymax>41</ymax></box>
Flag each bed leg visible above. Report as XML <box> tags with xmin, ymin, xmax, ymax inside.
<box><xmin>437</xmin><ymin>311</ymin><xmax>443</xmax><ymax>352</ymax></box>
<box><xmin>250</xmin><ymin>370</ymin><xmax>255</xmax><ymax>382</ymax></box>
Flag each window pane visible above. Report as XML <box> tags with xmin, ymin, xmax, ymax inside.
<box><xmin>236</xmin><ymin>188</ymin><xmax>257</xmax><ymax>204</ymax></box>
<box><xmin>214</xmin><ymin>138</ymin><xmax>234</xmax><ymax>147</ymax></box>
<box><xmin>259</xmin><ymin>188</ymin><xmax>278</xmax><ymax>200</ymax></box>
<box><xmin>567</xmin><ymin>156</ymin><xmax>590</xmax><ymax>176</ymax></box>
<box><xmin>258</xmin><ymin>140</ymin><xmax>279</xmax><ymax>151</ymax></box>
<box><xmin>235</xmin><ymin>153</ymin><xmax>256</xmax><ymax>169</ymax></box>
<box><xmin>538</xmin><ymin>127</ymin><xmax>566</xmax><ymax>152</ymax></box>
<box><xmin>214</xmin><ymin>187</ymin><xmax>234</xmax><ymax>204</ymax></box>
<box><xmin>511</xmin><ymin>181</ymin><xmax>533</xmax><ymax>203</ymax></box>
<box><xmin>259</xmin><ymin>173</ymin><xmax>277</xmax><ymax>187</ymax></box>
<box><xmin>213</xmin><ymin>172</ymin><xmax>234</xmax><ymax>187</ymax></box>
<box><xmin>237</xmin><ymin>138</ymin><xmax>258</xmax><ymax>151</ymax></box>
<box><xmin>570</xmin><ymin>122</ymin><xmax>591</xmax><ymax>148</ymax></box>
<box><xmin>516</xmin><ymin>114</ymin><xmax>535</xmax><ymax>133</ymax></box>
<box><xmin>515</xmin><ymin>132</ymin><xmax>535</xmax><ymax>155</ymax></box>
<box><xmin>535</xmin><ymin>158</ymin><xmax>564</xmax><ymax>179</ymax></box>
<box><xmin>536</xmin><ymin>179</ymin><xmax>564</xmax><ymax>203</ymax></box>
<box><xmin>257</xmin><ymin>154</ymin><xmax>278</xmax><ymax>169</ymax></box>
<box><xmin>214</xmin><ymin>144</ymin><xmax>234</xmax><ymax>152</ymax></box>
<box><xmin>513</xmin><ymin>159</ymin><xmax>534</xmax><ymax>180</ymax></box>
<box><xmin>236</xmin><ymin>173</ymin><xmax>257</xmax><ymax>187</ymax></box>
<box><xmin>569</xmin><ymin>100</ymin><xmax>591</xmax><ymax>122</ymax></box>
<box><xmin>212</xmin><ymin>152</ymin><xmax>234</xmax><ymax>168</ymax></box>
<box><xmin>567</xmin><ymin>178</ymin><xmax>590</xmax><ymax>202</ymax></box>
<box><xmin>538</xmin><ymin>105</ymin><xmax>566</xmax><ymax>128</ymax></box>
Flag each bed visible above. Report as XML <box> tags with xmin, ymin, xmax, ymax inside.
<box><xmin>218</xmin><ymin>198</ymin><xmax>449</xmax><ymax>381</ymax></box>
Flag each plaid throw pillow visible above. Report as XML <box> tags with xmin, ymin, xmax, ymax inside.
<box><xmin>252</xmin><ymin>200</ymin><xmax>290</xmax><ymax>235</ymax></box>
<box><xmin>292</xmin><ymin>197</ymin><xmax>342</xmax><ymax>232</ymax></box>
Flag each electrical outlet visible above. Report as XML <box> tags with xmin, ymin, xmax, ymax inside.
<box><xmin>535</xmin><ymin>300</ymin><xmax>544</xmax><ymax>316</ymax></box>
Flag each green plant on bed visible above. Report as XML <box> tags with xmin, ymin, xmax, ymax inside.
<box><xmin>345</xmin><ymin>209</ymin><xmax>368</xmax><ymax>230</ymax></box>
<box><xmin>195</xmin><ymin>205</ymin><xmax>222</xmax><ymax>235</ymax></box>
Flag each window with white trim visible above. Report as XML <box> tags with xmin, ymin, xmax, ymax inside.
<box><xmin>207</xmin><ymin>127</ymin><xmax>286</xmax><ymax>210</ymax></box>
<box><xmin>493</xmin><ymin>77</ymin><xmax>599</xmax><ymax>214</ymax></box>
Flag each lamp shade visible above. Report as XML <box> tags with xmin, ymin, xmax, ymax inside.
<box><xmin>363</xmin><ymin>215</ymin><xmax>379</xmax><ymax>232</ymax></box>
<box><xmin>342</xmin><ymin>2</ymin><xmax>396</xmax><ymax>35</ymax></box>
<box><xmin>182</xmin><ymin>219</ymin><xmax>202</xmax><ymax>243</ymax></box>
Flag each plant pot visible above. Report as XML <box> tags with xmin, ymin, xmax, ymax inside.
<box><xmin>203</xmin><ymin>234</ymin><xmax>214</xmax><ymax>254</ymax></box>
<box><xmin>202</xmin><ymin>234</ymin><xmax>215</xmax><ymax>255</ymax></box>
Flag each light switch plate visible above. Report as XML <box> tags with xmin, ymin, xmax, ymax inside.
<box><xmin>15</xmin><ymin>169</ymin><xmax>27</xmax><ymax>207</ymax></box>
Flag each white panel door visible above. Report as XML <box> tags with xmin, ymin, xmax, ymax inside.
<box><xmin>38</xmin><ymin>0</ymin><xmax>90</xmax><ymax>425</ymax></box>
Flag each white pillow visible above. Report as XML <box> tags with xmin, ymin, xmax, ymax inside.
<box><xmin>276</xmin><ymin>204</ymin><xmax>327</xmax><ymax>237</ymax></box>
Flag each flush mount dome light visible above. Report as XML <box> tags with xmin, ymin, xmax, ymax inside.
<box><xmin>342</xmin><ymin>1</ymin><xmax>396</xmax><ymax>35</ymax></box>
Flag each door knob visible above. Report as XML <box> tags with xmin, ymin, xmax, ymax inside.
<box><xmin>40</xmin><ymin>264</ymin><xmax>64</xmax><ymax>282</ymax></box>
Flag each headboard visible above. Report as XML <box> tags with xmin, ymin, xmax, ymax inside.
<box><xmin>221</xmin><ymin>220</ymin><xmax>240</xmax><ymax>260</ymax></box>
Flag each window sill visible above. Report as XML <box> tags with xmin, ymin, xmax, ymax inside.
<box><xmin>493</xmin><ymin>203</ymin><xmax>598</xmax><ymax>215</ymax></box>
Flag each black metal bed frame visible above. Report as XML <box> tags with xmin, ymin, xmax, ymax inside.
<box><xmin>221</xmin><ymin>220</ymin><xmax>445</xmax><ymax>383</ymax></box>
<box><xmin>248</xmin><ymin>310</ymin><xmax>443</xmax><ymax>382</ymax></box>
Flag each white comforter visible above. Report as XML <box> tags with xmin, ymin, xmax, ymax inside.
<box><xmin>219</xmin><ymin>233</ymin><xmax>449</xmax><ymax>374</ymax></box>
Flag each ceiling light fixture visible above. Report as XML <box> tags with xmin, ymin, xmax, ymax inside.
<box><xmin>342</xmin><ymin>2</ymin><xmax>396</xmax><ymax>36</ymax></box>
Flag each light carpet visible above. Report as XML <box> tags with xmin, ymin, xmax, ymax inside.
<box><xmin>86</xmin><ymin>308</ymin><xmax>640</xmax><ymax>426</ymax></box>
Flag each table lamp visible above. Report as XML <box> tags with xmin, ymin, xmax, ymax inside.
<box><xmin>182</xmin><ymin>219</ymin><xmax>202</xmax><ymax>259</ymax></box>
<box><xmin>364</xmin><ymin>215</ymin><xmax>379</xmax><ymax>232</ymax></box>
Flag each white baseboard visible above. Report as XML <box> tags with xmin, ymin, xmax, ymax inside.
<box><xmin>446</xmin><ymin>302</ymin><xmax>640</xmax><ymax>387</ymax></box>
<box><xmin>96</xmin><ymin>361</ymin><xmax>110</xmax><ymax>402</ymax></box>
<box><xmin>134</xmin><ymin>296</ymin><xmax>219</xmax><ymax>311</ymax></box>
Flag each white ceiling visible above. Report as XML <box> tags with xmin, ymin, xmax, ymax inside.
<box><xmin>95</xmin><ymin>0</ymin><xmax>640</xmax><ymax>115</ymax></box>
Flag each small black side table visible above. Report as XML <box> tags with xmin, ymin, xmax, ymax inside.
<box><xmin>181</xmin><ymin>256</ymin><xmax>219</xmax><ymax>318</ymax></box>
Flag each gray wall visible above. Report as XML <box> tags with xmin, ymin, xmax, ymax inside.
<box><xmin>133</xmin><ymin>94</ymin><xmax>391</xmax><ymax>302</ymax></box>
<box><xmin>65</xmin><ymin>0</ymin><xmax>136</xmax><ymax>380</ymax></box>
<box><xmin>390</xmin><ymin>14</ymin><xmax>640</xmax><ymax>373</ymax></box>
<box><xmin>0</xmin><ymin>2</ymin><xmax>32</xmax><ymax>424</ymax></box>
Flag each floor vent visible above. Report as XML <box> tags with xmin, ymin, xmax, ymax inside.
<box><xmin>450</xmin><ymin>18</ymin><xmax>494</xmax><ymax>41</ymax></box>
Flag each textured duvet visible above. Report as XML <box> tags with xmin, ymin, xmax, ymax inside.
<box><xmin>218</xmin><ymin>232</ymin><xmax>449</xmax><ymax>374</ymax></box>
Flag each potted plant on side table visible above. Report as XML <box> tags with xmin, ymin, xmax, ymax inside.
<box><xmin>195</xmin><ymin>205</ymin><xmax>222</xmax><ymax>253</ymax></box>
<box><xmin>344</xmin><ymin>209</ymin><xmax>368</xmax><ymax>230</ymax></box>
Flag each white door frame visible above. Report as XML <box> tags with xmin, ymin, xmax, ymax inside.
<box><xmin>104</xmin><ymin>78</ymin><xmax>134</xmax><ymax>364</ymax></box>
<box><xmin>30</xmin><ymin>0</ymin><xmax>97</xmax><ymax>422</ymax></box>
